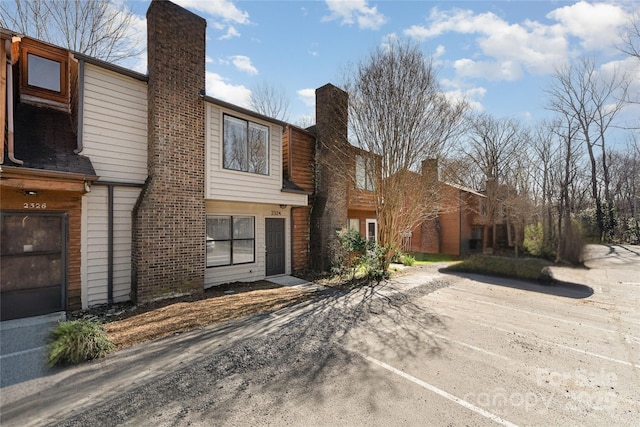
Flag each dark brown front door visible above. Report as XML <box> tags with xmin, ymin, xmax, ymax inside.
<box><xmin>265</xmin><ymin>218</ymin><xmax>285</xmax><ymax>276</ymax></box>
<box><xmin>0</xmin><ymin>212</ymin><xmax>67</xmax><ymax>321</ymax></box>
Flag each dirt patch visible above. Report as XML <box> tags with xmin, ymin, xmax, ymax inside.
<box><xmin>71</xmin><ymin>281</ymin><xmax>315</xmax><ymax>350</ymax></box>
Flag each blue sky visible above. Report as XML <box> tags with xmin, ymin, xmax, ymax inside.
<box><xmin>121</xmin><ymin>0</ymin><xmax>639</xmax><ymax>136</ymax></box>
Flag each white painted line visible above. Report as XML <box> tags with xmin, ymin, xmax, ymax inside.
<box><xmin>357</xmin><ymin>351</ymin><xmax>519</xmax><ymax>427</ymax></box>
<box><xmin>428</xmin><ymin>331</ymin><xmax>511</xmax><ymax>361</ymax></box>
<box><xmin>476</xmin><ymin>322</ymin><xmax>640</xmax><ymax>369</ymax></box>
<box><xmin>0</xmin><ymin>345</ymin><xmax>47</xmax><ymax>360</ymax></box>
<box><xmin>474</xmin><ymin>299</ymin><xmax>622</xmax><ymax>336</ymax></box>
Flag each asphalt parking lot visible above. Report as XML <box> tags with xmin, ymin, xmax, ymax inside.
<box><xmin>2</xmin><ymin>245</ymin><xmax>639</xmax><ymax>426</ymax></box>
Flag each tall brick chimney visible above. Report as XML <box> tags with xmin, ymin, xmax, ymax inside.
<box><xmin>132</xmin><ymin>0</ymin><xmax>206</xmax><ymax>302</ymax></box>
<box><xmin>311</xmin><ymin>83</ymin><xmax>349</xmax><ymax>271</ymax></box>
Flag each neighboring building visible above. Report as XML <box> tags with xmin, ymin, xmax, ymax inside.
<box><xmin>0</xmin><ymin>30</ymin><xmax>99</xmax><ymax>320</ymax></box>
<box><xmin>399</xmin><ymin>160</ymin><xmax>486</xmax><ymax>257</ymax></box>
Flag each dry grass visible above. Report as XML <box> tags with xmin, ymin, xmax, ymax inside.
<box><xmin>104</xmin><ymin>282</ymin><xmax>313</xmax><ymax>350</ymax></box>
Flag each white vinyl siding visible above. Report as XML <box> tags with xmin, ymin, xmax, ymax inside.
<box><xmin>81</xmin><ymin>186</ymin><xmax>141</xmax><ymax>308</ymax></box>
<box><xmin>206</xmin><ymin>103</ymin><xmax>307</xmax><ymax>206</ymax></box>
<box><xmin>205</xmin><ymin>200</ymin><xmax>291</xmax><ymax>287</ymax></box>
<box><xmin>81</xmin><ymin>63</ymin><xmax>147</xmax><ymax>183</ymax></box>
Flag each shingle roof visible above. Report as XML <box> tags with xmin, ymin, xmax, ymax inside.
<box><xmin>4</xmin><ymin>103</ymin><xmax>96</xmax><ymax>176</ymax></box>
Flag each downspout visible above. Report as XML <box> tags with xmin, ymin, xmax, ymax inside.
<box><xmin>6</xmin><ymin>40</ymin><xmax>23</xmax><ymax>165</ymax></box>
<box><xmin>459</xmin><ymin>190</ymin><xmax>463</xmax><ymax>257</ymax></box>
<box><xmin>107</xmin><ymin>184</ymin><xmax>114</xmax><ymax>305</ymax></box>
<box><xmin>75</xmin><ymin>59</ymin><xmax>85</xmax><ymax>153</ymax></box>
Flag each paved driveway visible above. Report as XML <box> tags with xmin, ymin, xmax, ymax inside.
<box><xmin>2</xmin><ymin>246</ymin><xmax>639</xmax><ymax>426</ymax></box>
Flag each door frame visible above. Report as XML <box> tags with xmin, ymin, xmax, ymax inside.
<box><xmin>265</xmin><ymin>217</ymin><xmax>286</xmax><ymax>277</ymax></box>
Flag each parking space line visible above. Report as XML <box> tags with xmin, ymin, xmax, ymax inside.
<box><xmin>473</xmin><ymin>299</ymin><xmax>624</xmax><ymax>336</ymax></box>
<box><xmin>475</xmin><ymin>321</ymin><xmax>640</xmax><ymax>369</ymax></box>
<box><xmin>354</xmin><ymin>350</ymin><xmax>519</xmax><ymax>427</ymax></box>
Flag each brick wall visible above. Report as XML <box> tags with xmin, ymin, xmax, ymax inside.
<box><xmin>132</xmin><ymin>0</ymin><xmax>206</xmax><ymax>302</ymax></box>
<box><xmin>311</xmin><ymin>84</ymin><xmax>349</xmax><ymax>271</ymax></box>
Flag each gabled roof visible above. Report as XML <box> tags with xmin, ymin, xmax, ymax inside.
<box><xmin>443</xmin><ymin>181</ymin><xmax>486</xmax><ymax>198</ymax></box>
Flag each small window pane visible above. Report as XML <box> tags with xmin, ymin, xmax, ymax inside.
<box><xmin>224</xmin><ymin>116</ymin><xmax>247</xmax><ymax>171</ymax></box>
<box><xmin>207</xmin><ymin>216</ymin><xmax>230</xmax><ymax>240</ymax></box>
<box><xmin>207</xmin><ymin>241</ymin><xmax>231</xmax><ymax>266</ymax></box>
<box><xmin>233</xmin><ymin>216</ymin><xmax>254</xmax><ymax>239</ymax></box>
<box><xmin>28</xmin><ymin>54</ymin><xmax>61</xmax><ymax>92</ymax></box>
<box><xmin>233</xmin><ymin>240</ymin><xmax>254</xmax><ymax>264</ymax></box>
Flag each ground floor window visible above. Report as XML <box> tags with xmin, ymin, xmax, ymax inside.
<box><xmin>348</xmin><ymin>218</ymin><xmax>359</xmax><ymax>233</ymax></box>
<box><xmin>366</xmin><ymin>218</ymin><xmax>377</xmax><ymax>242</ymax></box>
<box><xmin>206</xmin><ymin>215</ymin><xmax>255</xmax><ymax>267</ymax></box>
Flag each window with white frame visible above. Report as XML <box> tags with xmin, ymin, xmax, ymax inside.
<box><xmin>223</xmin><ymin>115</ymin><xmax>269</xmax><ymax>175</ymax></box>
<box><xmin>366</xmin><ymin>218</ymin><xmax>377</xmax><ymax>242</ymax></box>
<box><xmin>355</xmin><ymin>154</ymin><xmax>374</xmax><ymax>191</ymax></box>
<box><xmin>206</xmin><ymin>215</ymin><xmax>255</xmax><ymax>267</ymax></box>
<box><xmin>348</xmin><ymin>218</ymin><xmax>360</xmax><ymax>233</ymax></box>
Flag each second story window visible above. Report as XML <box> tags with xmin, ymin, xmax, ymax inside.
<box><xmin>19</xmin><ymin>38</ymin><xmax>69</xmax><ymax>105</ymax></box>
<box><xmin>356</xmin><ymin>154</ymin><xmax>374</xmax><ymax>191</ymax></box>
<box><xmin>223</xmin><ymin>115</ymin><xmax>269</xmax><ymax>175</ymax></box>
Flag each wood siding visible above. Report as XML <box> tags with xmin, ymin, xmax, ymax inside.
<box><xmin>283</xmin><ymin>126</ymin><xmax>315</xmax><ymax>273</ymax></box>
<box><xmin>1</xmin><ymin>186</ymin><xmax>83</xmax><ymax>311</ymax></box>
<box><xmin>205</xmin><ymin>104</ymin><xmax>306</xmax><ymax>207</ymax></box>
<box><xmin>205</xmin><ymin>200</ymin><xmax>292</xmax><ymax>287</ymax></box>
<box><xmin>81</xmin><ymin>63</ymin><xmax>148</xmax><ymax>183</ymax></box>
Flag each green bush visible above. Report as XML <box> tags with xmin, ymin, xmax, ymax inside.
<box><xmin>446</xmin><ymin>255</ymin><xmax>553</xmax><ymax>281</ymax></box>
<box><xmin>523</xmin><ymin>222</ymin><xmax>555</xmax><ymax>259</ymax></box>
<box><xmin>47</xmin><ymin>320</ymin><xmax>115</xmax><ymax>367</ymax></box>
<box><xmin>400</xmin><ymin>254</ymin><xmax>416</xmax><ymax>266</ymax></box>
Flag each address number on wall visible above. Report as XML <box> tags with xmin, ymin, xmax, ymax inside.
<box><xmin>23</xmin><ymin>202</ymin><xmax>47</xmax><ymax>209</ymax></box>
<box><xmin>271</xmin><ymin>211</ymin><xmax>282</xmax><ymax>216</ymax></box>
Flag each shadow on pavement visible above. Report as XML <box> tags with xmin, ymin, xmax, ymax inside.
<box><xmin>440</xmin><ymin>270</ymin><xmax>594</xmax><ymax>299</ymax></box>
<box><xmin>1</xmin><ymin>278</ymin><xmax>450</xmax><ymax>426</ymax></box>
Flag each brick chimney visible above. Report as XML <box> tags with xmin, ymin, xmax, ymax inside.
<box><xmin>421</xmin><ymin>158</ymin><xmax>439</xmax><ymax>182</ymax></box>
<box><xmin>132</xmin><ymin>0</ymin><xmax>206</xmax><ymax>302</ymax></box>
<box><xmin>311</xmin><ymin>83</ymin><xmax>349</xmax><ymax>271</ymax></box>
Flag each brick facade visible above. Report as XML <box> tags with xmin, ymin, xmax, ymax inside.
<box><xmin>132</xmin><ymin>0</ymin><xmax>207</xmax><ymax>302</ymax></box>
<box><xmin>311</xmin><ymin>84</ymin><xmax>349</xmax><ymax>271</ymax></box>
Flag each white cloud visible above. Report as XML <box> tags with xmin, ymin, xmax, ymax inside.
<box><xmin>230</xmin><ymin>55</ymin><xmax>258</xmax><ymax>75</ymax></box>
<box><xmin>434</xmin><ymin>44</ymin><xmax>445</xmax><ymax>58</ymax></box>
<box><xmin>219</xmin><ymin>26</ymin><xmax>240</xmax><ymax>40</ymax></box>
<box><xmin>206</xmin><ymin>72</ymin><xmax>252</xmax><ymax>108</ymax></box>
<box><xmin>441</xmin><ymin>79</ymin><xmax>486</xmax><ymax>111</ymax></box>
<box><xmin>323</xmin><ymin>0</ymin><xmax>387</xmax><ymax>30</ymax></box>
<box><xmin>546</xmin><ymin>1</ymin><xmax>628</xmax><ymax>51</ymax></box>
<box><xmin>402</xmin><ymin>3</ymin><xmax>634</xmax><ymax>83</ymax></box>
<box><xmin>173</xmin><ymin>0</ymin><xmax>250</xmax><ymax>24</ymax></box>
<box><xmin>297</xmin><ymin>88</ymin><xmax>316</xmax><ymax>107</ymax></box>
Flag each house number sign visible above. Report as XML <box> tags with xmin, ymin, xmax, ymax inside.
<box><xmin>271</xmin><ymin>210</ymin><xmax>282</xmax><ymax>216</ymax></box>
<box><xmin>23</xmin><ymin>202</ymin><xmax>47</xmax><ymax>209</ymax></box>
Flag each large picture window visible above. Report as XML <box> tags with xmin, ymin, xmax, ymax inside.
<box><xmin>206</xmin><ymin>215</ymin><xmax>255</xmax><ymax>267</ymax></box>
<box><xmin>223</xmin><ymin>115</ymin><xmax>269</xmax><ymax>175</ymax></box>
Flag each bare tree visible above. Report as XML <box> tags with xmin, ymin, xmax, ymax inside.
<box><xmin>620</xmin><ymin>10</ymin><xmax>640</xmax><ymax>62</ymax></box>
<box><xmin>249</xmin><ymin>81</ymin><xmax>291</xmax><ymax>122</ymax></box>
<box><xmin>546</xmin><ymin>57</ymin><xmax>628</xmax><ymax>241</ymax></box>
<box><xmin>342</xmin><ymin>40</ymin><xmax>468</xmax><ymax>265</ymax></box>
<box><xmin>463</xmin><ymin>113</ymin><xmax>523</xmax><ymax>251</ymax></box>
<box><xmin>0</xmin><ymin>0</ymin><xmax>141</xmax><ymax>63</ymax></box>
